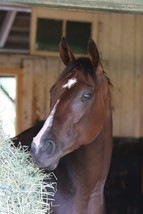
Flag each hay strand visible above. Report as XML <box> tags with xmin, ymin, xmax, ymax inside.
<box><xmin>0</xmin><ymin>125</ymin><xmax>57</xmax><ymax>214</ymax></box>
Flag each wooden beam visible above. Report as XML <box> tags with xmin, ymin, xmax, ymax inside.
<box><xmin>0</xmin><ymin>5</ymin><xmax>31</xmax><ymax>12</ymax></box>
<box><xmin>0</xmin><ymin>11</ymin><xmax>17</xmax><ymax>48</ymax></box>
<box><xmin>1</xmin><ymin>0</ymin><xmax>143</xmax><ymax>14</ymax></box>
<box><xmin>0</xmin><ymin>49</ymin><xmax>29</xmax><ymax>54</ymax></box>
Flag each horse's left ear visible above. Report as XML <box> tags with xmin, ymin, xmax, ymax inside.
<box><xmin>87</xmin><ymin>39</ymin><xmax>101</xmax><ymax>69</ymax></box>
<box><xmin>59</xmin><ymin>37</ymin><xmax>75</xmax><ymax>66</ymax></box>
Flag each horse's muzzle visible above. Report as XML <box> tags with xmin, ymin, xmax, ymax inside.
<box><xmin>40</xmin><ymin>139</ymin><xmax>55</xmax><ymax>154</ymax></box>
<box><xmin>30</xmin><ymin>138</ymin><xmax>58</xmax><ymax>169</ymax></box>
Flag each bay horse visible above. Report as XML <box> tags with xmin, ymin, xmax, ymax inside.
<box><xmin>13</xmin><ymin>38</ymin><xmax>112</xmax><ymax>214</ymax></box>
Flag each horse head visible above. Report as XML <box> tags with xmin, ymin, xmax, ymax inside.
<box><xmin>31</xmin><ymin>37</ymin><xmax>111</xmax><ymax>170</ymax></box>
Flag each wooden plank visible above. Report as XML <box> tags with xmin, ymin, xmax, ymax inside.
<box><xmin>120</xmin><ymin>14</ymin><xmax>135</xmax><ymax>137</ymax></box>
<box><xmin>22</xmin><ymin>60</ymin><xmax>34</xmax><ymax>130</ymax></box>
<box><xmin>0</xmin><ymin>54</ymin><xmax>27</xmax><ymax>68</ymax></box>
<box><xmin>98</xmin><ymin>12</ymin><xmax>111</xmax><ymax>75</ymax></box>
<box><xmin>16</xmin><ymin>69</ymin><xmax>23</xmax><ymax>134</ymax></box>
<box><xmin>0</xmin><ymin>4</ymin><xmax>31</xmax><ymax>12</ymax></box>
<box><xmin>30</xmin><ymin>7</ymin><xmax>37</xmax><ymax>56</ymax></box>
<box><xmin>45</xmin><ymin>57</ymin><xmax>61</xmax><ymax>115</ymax></box>
<box><xmin>135</xmin><ymin>15</ymin><xmax>143</xmax><ymax>137</ymax></box>
<box><xmin>98</xmin><ymin>12</ymin><xmax>124</xmax><ymax>137</ymax></box>
<box><xmin>2</xmin><ymin>0</ymin><xmax>143</xmax><ymax>14</ymax></box>
<box><xmin>92</xmin><ymin>13</ymin><xmax>98</xmax><ymax>41</ymax></box>
<box><xmin>32</xmin><ymin>59</ymin><xmax>47</xmax><ymax>122</ymax></box>
<box><xmin>32</xmin><ymin>7</ymin><xmax>95</xmax><ymax>21</ymax></box>
<box><xmin>107</xmin><ymin>13</ymin><xmax>122</xmax><ymax>137</ymax></box>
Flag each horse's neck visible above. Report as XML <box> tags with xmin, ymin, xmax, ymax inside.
<box><xmin>75</xmin><ymin>96</ymin><xmax>112</xmax><ymax>183</ymax></box>
<box><xmin>69</xmin><ymin>100</ymin><xmax>112</xmax><ymax>214</ymax></box>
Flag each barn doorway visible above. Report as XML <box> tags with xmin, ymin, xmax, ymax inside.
<box><xmin>0</xmin><ymin>75</ymin><xmax>16</xmax><ymax>137</ymax></box>
<box><xmin>0</xmin><ymin>68</ymin><xmax>22</xmax><ymax>137</ymax></box>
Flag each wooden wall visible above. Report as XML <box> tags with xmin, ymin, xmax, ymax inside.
<box><xmin>97</xmin><ymin>12</ymin><xmax>143</xmax><ymax>137</ymax></box>
<box><xmin>0</xmin><ymin>10</ymin><xmax>143</xmax><ymax>137</ymax></box>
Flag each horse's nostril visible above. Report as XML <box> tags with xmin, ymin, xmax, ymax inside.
<box><xmin>41</xmin><ymin>139</ymin><xmax>55</xmax><ymax>154</ymax></box>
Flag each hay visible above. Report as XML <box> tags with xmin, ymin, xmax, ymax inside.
<box><xmin>0</xmin><ymin>125</ymin><xmax>57</xmax><ymax>214</ymax></box>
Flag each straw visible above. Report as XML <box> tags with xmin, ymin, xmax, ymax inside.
<box><xmin>0</xmin><ymin>125</ymin><xmax>57</xmax><ymax>214</ymax></box>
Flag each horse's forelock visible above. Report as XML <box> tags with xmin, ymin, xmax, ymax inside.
<box><xmin>59</xmin><ymin>57</ymin><xmax>96</xmax><ymax>81</ymax></box>
<box><xmin>52</xmin><ymin>57</ymin><xmax>111</xmax><ymax>94</ymax></box>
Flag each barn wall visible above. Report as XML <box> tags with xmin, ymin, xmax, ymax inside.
<box><xmin>97</xmin><ymin>12</ymin><xmax>143</xmax><ymax>137</ymax></box>
<box><xmin>0</xmin><ymin>10</ymin><xmax>143</xmax><ymax>137</ymax></box>
<box><xmin>0</xmin><ymin>55</ymin><xmax>64</xmax><ymax>132</ymax></box>
<box><xmin>21</xmin><ymin>57</ymin><xmax>64</xmax><ymax>131</ymax></box>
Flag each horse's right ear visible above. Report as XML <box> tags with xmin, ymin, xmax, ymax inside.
<box><xmin>59</xmin><ymin>37</ymin><xmax>75</xmax><ymax>65</ymax></box>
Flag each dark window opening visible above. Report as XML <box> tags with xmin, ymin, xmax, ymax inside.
<box><xmin>35</xmin><ymin>18</ymin><xmax>92</xmax><ymax>54</ymax></box>
<box><xmin>36</xmin><ymin>18</ymin><xmax>63</xmax><ymax>51</ymax></box>
<box><xmin>66</xmin><ymin>21</ymin><xmax>91</xmax><ymax>54</ymax></box>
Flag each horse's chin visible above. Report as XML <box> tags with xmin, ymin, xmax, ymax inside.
<box><xmin>46</xmin><ymin>160</ymin><xmax>59</xmax><ymax>170</ymax></box>
<box><xmin>40</xmin><ymin>158</ymin><xmax>60</xmax><ymax>171</ymax></box>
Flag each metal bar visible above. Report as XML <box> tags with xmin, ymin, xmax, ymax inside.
<box><xmin>0</xmin><ymin>85</ymin><xmax>15</xmax><ymax>104</ymax></box>
<box><xmin>0</xmin><ymin>5</ymin><xmax>31</xmax><ymax>12</ymax></box>
<box><xmin>0</xmin><ymin>11</ymin><xmax>17</xmax><ymax>48</ymax></box>
<box><xmin>0</xmin><ymin>48</ymin><xmax>29</xmax><ymax>54</ymax></box>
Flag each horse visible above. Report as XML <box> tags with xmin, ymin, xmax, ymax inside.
<box><xmin>13</xmin><ymin>37</ymin><xmax>112</xmax><ymax>214</ymax></box>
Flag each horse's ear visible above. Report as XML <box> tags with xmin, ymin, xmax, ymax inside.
<box><xmin>87</xmin><ymin>39</ymin><xmax>100</xmax><ymax>69</ymax></box>
<box><xmin>59</xmin><ymin>37</ymin><xmax>75</xmax><ymax>65</ymax></box>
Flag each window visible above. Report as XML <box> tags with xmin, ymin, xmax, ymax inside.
<box><xmin>35</xmin><ymin>18</ymin><xmax>91</xmax><ymax>54</ymax></box>
<box><xmin>66</xmin><ymin>21</ymin><xmax>91</xmax><ymax>54</ymax></box>
<box><xmin>36</xmin><ymin>19</ymin><xmax>63</xmax><ymax>51</ymax></box>
<box><xmin>31</xmin><ymin>8</ymin><xmax>96</xmax><ymax>56</ymax></box>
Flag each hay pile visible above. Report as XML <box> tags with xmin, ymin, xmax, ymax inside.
<box><xmin>0</xmin><ymin>126</ymin><xmax>57</xmax><ymax>214</ymax></box>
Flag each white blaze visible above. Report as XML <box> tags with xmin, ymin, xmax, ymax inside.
<box><xmin>62</xmin><ymin>78</ymin><xmax>77</xmax><ymax>89</ymax></box>
<box><xmin>33</xmin><ymin>100</ymin><xmax>59</xmax><ymax>148</ymax></box>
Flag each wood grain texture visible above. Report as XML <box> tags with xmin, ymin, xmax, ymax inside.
<box><xmin>1</xmin><ymin>10</ymin><xmax>143</xmax><ymax>137</ymax></box>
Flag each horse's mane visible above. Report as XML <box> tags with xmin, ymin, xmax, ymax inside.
<box><xmin>59</xmin><ymin>57</ymin><xmax>95</xmax><ymax>80</ymax></box>
<box><xmin>58</xmin><ymin>57</ymin><xmax>111</xmax><ymax>85</ymax></box>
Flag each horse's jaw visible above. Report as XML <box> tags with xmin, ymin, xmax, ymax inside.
<box><xmin>43</xmin><ymin>158</ymin><xmax>60</xmax><ymax>171</ymax></box>
<box><xmin>34</xmin><ymin>158</ymin><xmax>60</xmax><ymax>171</ymax></box>
<box><xmin>31</xmin><ymin>149</ymin><xmax>61</xmax><ymax>171</ymax></box>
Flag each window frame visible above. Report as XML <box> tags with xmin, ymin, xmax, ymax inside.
<box><xmin>0</xmin><ymin>68</ymin><xmax>22</xmax><ymax>135</ymax></box>
<box><xmin>30</xmin><ymin>7</ymin><xmax>98</xmax><ymax>56</ymax></box>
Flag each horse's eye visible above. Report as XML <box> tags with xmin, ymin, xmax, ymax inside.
<box><xmin>81</xmin><ymin>93</ymin><xmax>92</xmax><ymax>101</ymax></box>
